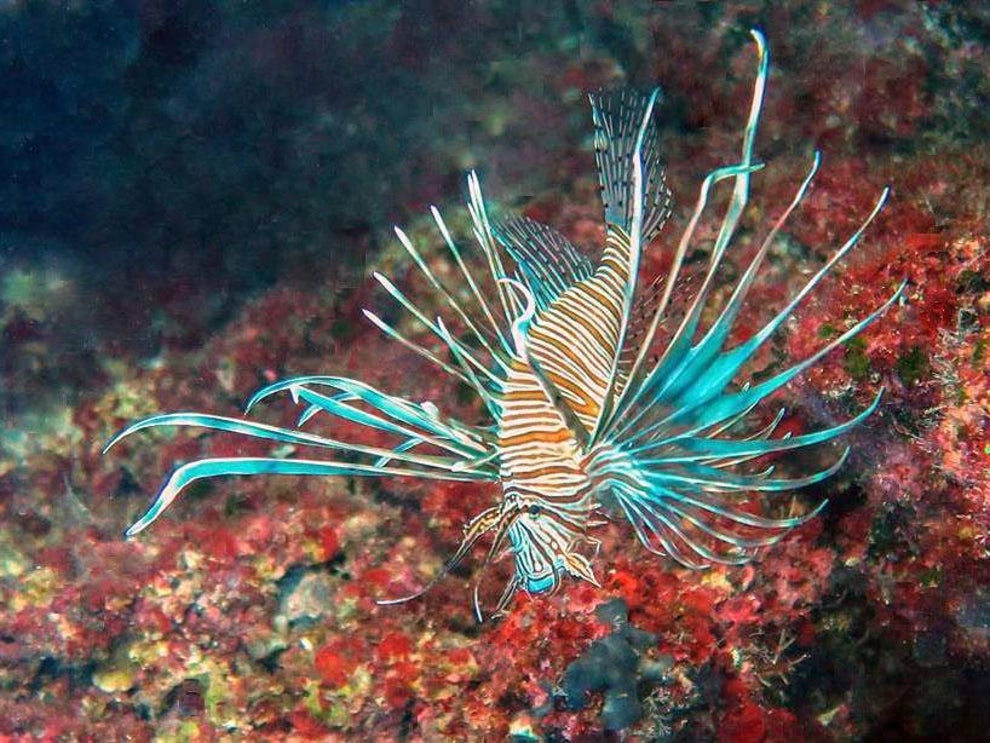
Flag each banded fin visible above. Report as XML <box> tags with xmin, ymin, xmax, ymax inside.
<box><xmin>121</xmin><ymin>456</ymin><xmax>491</xmax><ymax>539</ymax></box>
<box><xmin>586</xmin><ymin>87</ymin><xmax>672</xmax><ymax>441</ymax></box>
<box><xmin>603</xmin><ymin>469</ymin><xmax>829</xmax><ymax>570</ymax></box>
<box><xmin>493</xmin><ymin>216</ymin><xmax>593</xmax><ymax>311</ymax></box>
<box><xmin>586</xmin><ymin>30</ymin><xmax>904</xmax><ymax>570</ymax></box>
<box><xmin>589</xmin><ymin>88</ymin><xmax>672</xmax><ymax>241</ymax></box>
<box><xmin>247</xmin><ymin>375</ymin><xmax>492</xmax><ymax>450</ymax></box>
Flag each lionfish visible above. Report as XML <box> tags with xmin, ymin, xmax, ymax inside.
<box><xmin>107</xmin><ymin>31</ymin><xmax>903</xmax><ymax>619</ymax></box>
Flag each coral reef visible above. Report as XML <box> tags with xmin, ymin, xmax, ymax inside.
<box><xmin>2</xmin><ymin>1</ymin><xmax>988</xmax><ymax>739</ymax></box>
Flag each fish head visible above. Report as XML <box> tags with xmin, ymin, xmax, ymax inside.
<box><xmin>494</xmin><ymin>492</ymin><xmax>601</xmax><ymax>601</ymax></box>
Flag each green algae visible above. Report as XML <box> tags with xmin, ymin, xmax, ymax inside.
<box><xmin>843</xmin><ymin>336</ymin><xmax>872</xmax><ymax>380</ymax></box>
<box><xmin>896</xmin><ymin>346</ymin><xmax>930</xmax><ymax>386</ymax></box>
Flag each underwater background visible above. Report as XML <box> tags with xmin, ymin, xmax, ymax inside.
<box><xmin>1</xmin><ymin>0</ymin><xmax>989</xmax><ymax>739</ymax></box>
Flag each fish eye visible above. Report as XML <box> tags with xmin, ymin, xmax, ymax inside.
<box><xmin>528</xmin><ymin>505</ymin><xmax>541</xmax><ymax>517</ymax></box>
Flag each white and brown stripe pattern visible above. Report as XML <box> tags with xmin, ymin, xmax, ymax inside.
<box><xmin>520</xmin><ymin>228</ymin><xmax>633</xmax><ymax>430</ymax></box>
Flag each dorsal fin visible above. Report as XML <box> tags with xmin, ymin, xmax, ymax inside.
<box><xmin>586</xmin><ymin>88</ymin><xmax>673</xmax><ymax>440</ymax></box>
<box><xmin>588</xmin><ymin>88</ymin><xmax>672</xmax><ymax>242</ymax></box>
<box><xmin>619</xmin><ymin>273</ymin><xmax>666</xmax><ymax>370</ymax></box>
<box><xmin>493</xmin><ymin>216</ymin><xmax>593</xmax><ymax>311</ymax></box>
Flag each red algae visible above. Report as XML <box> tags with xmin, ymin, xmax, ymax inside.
<box><xmin>314</xmin><ymin>645</ymin><xmax>355</xmax><ymax>688</ymax></box>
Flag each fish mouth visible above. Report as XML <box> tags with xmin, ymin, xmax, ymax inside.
<box><xmin>521</xmin><ymin>571</ymin><xmax>558</xmax><ymax>595</ymax></box>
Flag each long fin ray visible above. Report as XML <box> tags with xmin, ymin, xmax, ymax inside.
<box><xmin>430</xmin><ymin>204</ymin><xmax>514</xmax><ymax>357</ymax></box>
<box><xmin>289</xmin><ymin>384</ymin><xmax>487</xmax><ymax>459</ymax></box>
<box><xmin>244</xmin><ymin>375</ymin><xmax>490</xmax><ymax>447</ymax></box>
<box><xmin>667</xmin><ymin>283</ymin><xmax>903</xmax><ymax>431</ymax></box>
<box><xmin>631</xmin><ymin>390</ymin><xmax>882</xmax><ymax>460</ymax></box>
<box><xmin>612</xmin><ymin>483</ymin><xmax>712</xmax><ymax>569</ymax></box>
<box><xmin>652</xmin><ymin>184</ymin><xmax>891</xmax><ymax>414</ymax></box>
<box><xmin>602</xmin><ymin>471</ymin><xmax>824</xmax><ymax>568</ymax></box>
<box><xmin>598</xmin><ymin>32</ymin><xmax>770</xmax><ymax>443</ymax></box>
<box><xmin>594</xmin><ymin>162</ymin><xmax>761</xmax><ymax>443</ymax></box>
<box><xmin>373</xmin><ymin>271</ymin><xmax>503</xmax><ymax>382</ymax></box>
<box><xmin>631</xmin><ymin>152</ymin><xmax>821</xmax><ymax>414</ymax></box>
<box><xmin>125</xmin><ymin>456</ymin><xmax>491</xmax><ymax>538</ymax></box>
<box><xmin>642</xmin><ymin>504</ymin><xmax>754</xmax><ymax>566</ymax></box>
<box><xmin>434</xmin><ymin>316</ymin><xmax>502</xmax><ymax>420</ymax></box>
<box><xmin>394</xmin><ymin>226</ymin><xmax>503</xmax><ymax>358</ymax></box>
<box><xmin>103</xmin><ymin>411</ymin><xmax>492</xmax><ymax>474</ymax></box>
<box><xmin>363</xmin><ymin>309</ymin><xmax>474</xmax><ymax>385</ymax></box>
<box><xmin>616</xmin><ymin>276</ymin><xmax>902</xmax><ymax>451</ymax></box>
<box><xmin>637</xmin><ymin>448</ymin><xmax>849</xmax><ymax>493</ymax></box>
<box><xmin>467</xmin><ymin>171</ymin><xmax>519</xmax><ymax>326</ymax></box>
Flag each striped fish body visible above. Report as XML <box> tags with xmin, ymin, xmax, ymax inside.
<box><xmin>492</xmin><ymin>235</ymin><xmax>635</xmax><ymax>596</ymax></box>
